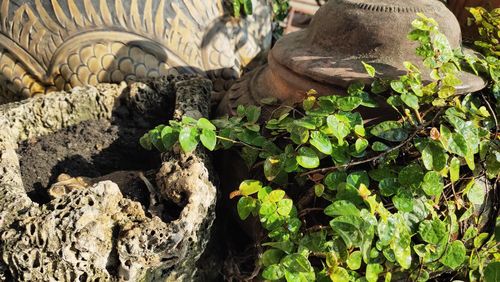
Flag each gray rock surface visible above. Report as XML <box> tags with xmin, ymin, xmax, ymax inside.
<box><xmin>0</xmin><ymin>76</ymin><xmax>217</xmax><ymax>281</ymax></box>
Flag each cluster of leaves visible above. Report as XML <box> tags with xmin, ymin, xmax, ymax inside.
<box><xmin>232</xmin><ymin>0</ymin><xmax>289</xmax><ymax>20</ymax></box>
<box><xmin>232</xmin><ymin>0</ymin><xmax>290</xmax><ymax>40</ymax></box>
<box><xmin>232</xmin><ymin>0</ymin><xmax>253</xmax><ymax>18</ymax></box>
<box><xmin>141</xmin><ymin>13</ymin><xmax>500</xmax><ymax>282</ymax></box>
<box><xmin>467</xmin><ymin>7</ymin><xmax>500</xmax><ymax>57</ymax></box>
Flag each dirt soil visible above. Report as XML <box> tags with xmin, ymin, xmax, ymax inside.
<box><xmin>17</xmin><ymin>105</ymin><xmax>164</xmax><ymax>205</ymax></box>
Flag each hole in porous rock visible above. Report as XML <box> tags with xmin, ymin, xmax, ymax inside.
<box><xmin>105</xmin><ymin>225</ymin><xmax>120</xmax><ymax>277</ymax></box>
<box><xmin>79</xmin><ymin>272</ymin><xmax>88</xmax><ymax>282</ymax></box>
<box><xmin>17</xmin><ymin>103</ymin><xmax>168</xmax><ymax>212</ymax></box>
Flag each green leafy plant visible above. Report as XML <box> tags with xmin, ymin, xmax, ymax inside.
<box><xmin>467</xmin><ymin>7</ymin><xmax>500</xmax><ymax>57</ymax></box>
<box><xmin>141</xmin><ymin>13</ymin><xmax>499</xmax><ymax>282</ymax></box>
<box><xmin>232</xmin><ymin>0</ymin><xmax>289</xmax><ymax>20</ymax></box>
<box><xmin>232</xmin><ymin>0</ymin><xmax>254</xmax><ymax>18</ymax></box>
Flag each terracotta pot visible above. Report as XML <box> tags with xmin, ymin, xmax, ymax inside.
<box><xmin>447</xmin><ymin>0</ymin><xmax>500</xmax><ymax>41</ymax></box>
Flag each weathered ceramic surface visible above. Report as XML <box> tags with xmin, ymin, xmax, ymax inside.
<box><xmin>218</xmin><ymin>0</ymin><xmax>486</xmax><ymax>119</ymax></box>
<box><xmin>0</xmin><ymin>77</ymin><xmax>217</xmax><ymax>281</ymax></box>
<box><xmin>0</xmin><ymin>0</ymin><xmax>272</xmax><ymax>104</ymax></box>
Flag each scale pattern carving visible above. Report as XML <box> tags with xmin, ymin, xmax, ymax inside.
<box><xmin>0</xmin><ymin>0</ymin><xmax>271</xmax><ymax>103</ymax></box>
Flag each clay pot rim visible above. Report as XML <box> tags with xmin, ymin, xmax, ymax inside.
<box><xmin>270</xmin><ymin>29</ymin><xmax>486</xmax><ymax>94</ymax></box>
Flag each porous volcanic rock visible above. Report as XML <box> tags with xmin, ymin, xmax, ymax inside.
<box><xmin>0</xmin><ymin>76</ymin><xmax>217</xmax><ymax>281</ymax></box>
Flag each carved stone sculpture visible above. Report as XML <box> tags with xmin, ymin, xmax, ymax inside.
<box><xmin>217</xmin><ymin>0</ymin><xmax>486</xmax><ymax>120</ymax></box>
<box><xmin>0</xmin><ymin>76</ymin><xmax>218</xmax><ymax>281</ymax></box>
<box><xmin>0</xmin><ymin>0</ymin><xmax>272</xmax><ymax>104</ymax></box>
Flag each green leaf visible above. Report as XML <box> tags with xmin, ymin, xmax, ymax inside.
<box><xmin>262</xmin><ymin>264</ymin><xmax>285</xmax><ymax>280</ymax></box>
<box><xmin>329</xmin><ymin>266</ymin><xmax>350</xmax><ymax>282</ymax></box>
<box><xmin>268</xmin><ymin>190</ymin><xmax>286</xmax><ymax>203</ymax></box>
<box><xmin>379</xmin><ymin>178</ymin><xmax>400</xmax><ymax>197</ymax></box>
<box><xmin>294</xmin><ymin>118</ymin><xmax>316</xmax><ymax>130</ymax></box>
<box><xmin>459</xmin><ymin>206</ymin><xmax>474</xmax><ymax>222</ymax></box>
<box><xmin>239</xmin><ymin>180</ymin><xmax>262</xmax><ymax>196</ymax></box>
<box><xmin>277</xmin><ymin>199</ymin><xmax>293</xmax><ymax>216</ymax></box>
<box><xmin>401</xmin><ymin>92</ymin><xmax>419</xmax><ymax>110</ymax></box>
<box><xmin>245</xmin><ymin>105</ymin><xmax>261</xmax><ymax>123</ymax></box>
<box><xmin>233</xmin><ymin>0</ymin><xmax>241</xmax><ymax>17</ymax></box>
<box><xmin>200</xmin><ymin>129</ymin><xmax>216</xmax><ymax>151</ymax></box>
<box><xmin>310</xmin><ymin>131</ymin><xmax>333</xmax><ymax>154</ymax></box>
<box><xmin>348</xmin><ymin>81</ymin><xmax>365</xmax><ymax>95</ymax></box>
<box><xmin>392</xmin><ymin>219</ymin><xmax>412</xmax><ymax>269</ymax></box>
<box><xmin>290</xmin><ymin>126</ymin><xmax>310</xmax><ymax>145</ymax></box>
<box><xmin>391</xmin><ymin>80</ymin><xmax>406</xmax><ymax>94</ymax></box>
<box><xmin>303</xmin><ymin>96</ymin><xmax>316</xmax><ymax>111</ymax></box>
<box><xmin>362</xmin><ymin>61</ymin><xmax>376</xmax><ymax>77</ymax></box>
<box><xmin>467</xmin><ymin>179</ymin><xmax>486</xmax><ymax>205</ymax></box>
<box><xmin>324</xmin><ymin>171</ymin><xmax>347</xmax><ymax>190</ymax></box>
<box><xmin>419</xmin><ymin>140</ymin><xmax>447</xmax><ymax>171</ymax></box>
<box><xmin>324</xmin><ymin>200</ymin><xmax>360</xmax><ymax>217</ymax></box>
<box><xmin>284</xmin><ymin>272</ymin><xmax>315</xmax><ymax>282</ymax></box>
<box><xmin>398</xmin><ymin>164</ymin><xmax>424</xmax><ymax>190</ymax></box>
<box><xmin>440</xmin><ymin>241</ymin><xmax>466</xmax><ymax>269</ymax></box>
<box><xmin>240</xmin><ymin>147</ymin><xmax>259</xmax><ymax>169</ymax></box>
<box><xmin>161</xmin><ymin>126</ymin><xmax>179</xmax><ymax>150</ymax></box>
<box><xmin>336</xmin><ymin>183</ymin><xmax>363</xmax><ymax>205</ymax></box>
<box><xmin>330</xmin><ymin>216</ymin><xmax>364</xmax><ymax>248</ymax></box>
<box><xmin>237</xmin><ymin>197</ymin><xmax>256</xmax><ymax>220</ymax></box>
<box><xmin>264</xmin><ymin>156</ymin><xmax>282</xmax><ymax>181</ymax></box>
<box><xmin>369</xmin><ymin>167</ymin><xmax>397</xmax><ymax>181</ymax></box>
<box><xmin>393</xmin><ymin>190</ymin><xmax>414</xmax><ymax>212</ymax></box>
<box><xmin>378</xmin><ymin>216</ymin><xmax>396</xmax><ymax>246</ymax></box>
<box><xmin>484</xmin><ymin>261</ymin><xmax>500</xmax><ymax>282</ymax></box>
<box><xmin>327</xmin><ymin>115</ymin><xmax>351</xmax><ymax>145</ymax></box>
<box><xmin>486</xmin><ymin>150</ymin><xmax>500</xmax><ymax>178</ymax></box>
<box><xmin>421</xmin><ymin>171</ymin><xmax>444</xmax><ymax>196</ymax></box>
<box><xmin>347</xmin><ymin>171</ymin><xmax>370</xmax><ymax>188</ymax></box>
<box><xmin>314</xmin><ymin>184</ymin><xmax>324</xmax><ymax>197</ymax></box>
<box><xmin>393</xmin><ymin>240</ymin><xmax>412</xmax><ymax>270</ymax></box>
<box><xmin>149</xmin><ymin>127</ymin><xmax>165</xmax><ymax>151</ymax></box>
<box><xmin>296</xmin><ymin>147</ymin><xmax>320</xmax><ymax>169</ymax></box>
<box><xmin>354</xmin><ymin>124</ymin><xmax>366</xmax><ymax>136</ymax></box>
<box><xmin>354</xmin><ymin>138</ymin><xmax>369</xmax><ymax>153</ymax></box>
<box><xmin>448</xmin><ymin>133</ymin><xmax>468</xmax><ymax>157</ymax></box>
<box><xmin>281</xmin><ymin>253</ymin><xmax>313</xmax><ymax>273</ymax></box>
<box><xmin>139</xmin><ymin>134</ymin><xmax>153</xmax><ymax>150</ymax></box>
<box><xmin>371</xmin><ymin>79</ymin><xmax>389</xmax><ymax>94</ymax></box>
<box><xmin>440</xmin><ymin>124</ymin><xmax>452</xmax><ymax>149</ymax></box>
<box><xmin>243</xmin><ymin>0</ymin><xmax>253</xmax><ymax>14</ymax></box>
<box><xmin>262</xmin><ymin>249</ymin><xmax>285</xmax><ymax>267</ymax></box>
<box><xmin>347</xmin><ymin>251</ymin><xmax>362</xmax><ymax>270</ymax></box>
<box><xmin>179</xmin><ymin>127</ymin><xmax>199</xmax><ymax>153</ymax></box>
<box><xmin>260</xmin><ymin>201</ymin><xmax>277</xmax><ymax>217</ymax></box>
<box><xmin>450</xmin><ymin>157</ymin><xmax>460</xmax><ymax>183</ymax></box>
<box><xmin>418</xmin><ymin>219</ymin><xmax>447</xmax><ymax>244</ymax></box>
<box><xmin>196</xmin><ymin>118</ymin><xmax>216</xmax><ymax>130</ymax></box>
<box><xmin>263</xmin><ymin>241</ymin><xmax>295</xmax><ymax>254</ymax></box>
<box><xmin>366</xmin><ymin>263</ymin><xmax>384</xmax><ymax>282</ymax></box>
<box><xmin>337</xmin><ymin>96</ymin><xmax>363</xmax><ymax>111</ymax></box>
<box><xmin>372</xmin><ymin>141</ymin><xmax>390</xmax><ymax>152</ymax></box>
<box><xmin>371</xmin><ymin>121</ymin><xmax>408</xmax><ymax>142</ymax></box>
<box><xmin>474</xmin><ymin>232</ymin><xmax>490</xmax><ymax>248</ymax></box>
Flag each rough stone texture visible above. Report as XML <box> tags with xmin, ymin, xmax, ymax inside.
<box><xmin>0</xmin><ymin>0</ymin><xmax>272</xmax><ymax>104</ymax></box>
<box><xmin>154</xmin><ymin>76</ymin><xmax>217</xmax><ymax>281</ymax></box>
<box><xmin>0</xmin><ymin>76</ymin><xmax>218</xmax><ymax>281</ymax></box>
<box><xmin>0</xmin><ymin>84</ymin><xmax>122</xmax><ymax>145</ymax></box>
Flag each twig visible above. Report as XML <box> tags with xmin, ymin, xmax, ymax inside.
<box><xmin>300</xmin><ymin>108</ymin><xmax>443</xmax><ymax>177</ymax></box>
<box><xmin>305</xmin><ymin>225</ymin><xmax>330</xmax><ymax>233</ymax></box>
<box><xmin>298</xmin><ymin>208</ymin><xmax>324</xmax><ymax>218</ymax></box>
<box><xmin>216</xmin><ymin>135</ymin><xmax>263</xmax><ymax>151</ymax></box>
<box><xmin>481</xmin><ymin>93</ymin><xmax>499</xmax><ymax>137</ymax></box>
<box><xmin>300</xmin><ymin>130</ymin><xmax>418</xmax><ymax>177</ymax></box>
